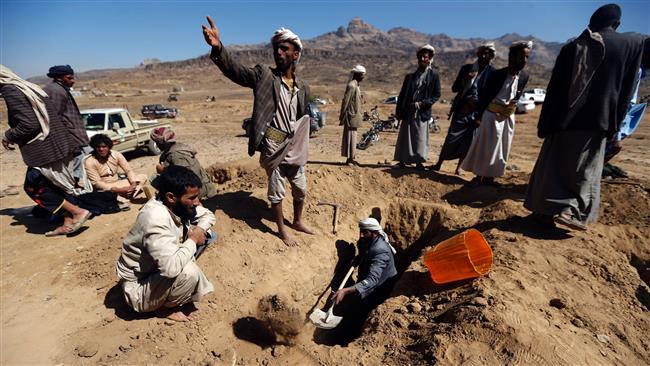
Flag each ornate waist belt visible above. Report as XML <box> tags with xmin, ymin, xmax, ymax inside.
<box><xmin>487</xmin><ymin>102</ymin><xmax>517</xmax><ymax>117</ymax></box>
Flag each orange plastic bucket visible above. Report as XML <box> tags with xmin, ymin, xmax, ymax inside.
<box><xmin>423</xmin><ymin>229</ymin><xmax>493</xmax><ymax>284</ymax></box>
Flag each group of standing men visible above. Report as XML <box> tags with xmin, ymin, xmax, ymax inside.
<box><xmin>338</xmin><ymin>3</ymin><xmax>647</xmax><ymax>233</ymax></box>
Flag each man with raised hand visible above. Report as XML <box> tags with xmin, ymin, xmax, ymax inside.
<box><xmin>201</xmin><ymin>16</ymin><xmax>313</xmax><ymax>246</ymax></box>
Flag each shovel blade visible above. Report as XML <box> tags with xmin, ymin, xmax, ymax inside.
<box><xmin>309</xmin><ymin>308</ymin><xmax>343</xmax><ymax>329</ymax></box>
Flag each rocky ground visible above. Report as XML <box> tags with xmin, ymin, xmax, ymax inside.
<box><xmin>1</xmin><ymin>76</ymin><xmax>649</xmax><ymax>365</ymax></box>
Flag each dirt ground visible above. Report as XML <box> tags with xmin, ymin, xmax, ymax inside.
<box><xmin>1</xmin><ymin>79</ymin><xmax>649</xmax><ymax>365</ymax></box>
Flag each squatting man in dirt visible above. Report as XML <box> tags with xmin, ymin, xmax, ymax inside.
<box><xmin>202</xmin><ymin>15</ymin><xmax>313</xmax><ymax>246</ymax></box>
<box><xmin>116</xmin><ymin>166</ymin><xmax>216</xmax><ymax>322</ymax></box>
<box><xmin>331</xmin><ymin>218</ymin><xmax>397</xmax><ymax>338</ymax></box>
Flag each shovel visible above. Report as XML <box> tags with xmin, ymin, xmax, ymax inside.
<box><xmin>309</xmin><ymin>266</ymin><xmax>355</xmax><ymax>329</ymax></box>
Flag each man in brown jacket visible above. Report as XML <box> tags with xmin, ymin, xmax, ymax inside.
<box><xmin>202</xmin><ymin>16</ymin><xmax>313</xmax><ymax>246</ymax></box>
<box><xmin>339</xmin><ymin>65</ymin><xmax>366</xmax><ymax>165</ymax></box>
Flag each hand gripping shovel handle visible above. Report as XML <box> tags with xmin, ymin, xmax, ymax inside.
<box><xmin>324</xmin><ymin>266</ymin><xmax>355</xmax><ymax>320</ymax></box>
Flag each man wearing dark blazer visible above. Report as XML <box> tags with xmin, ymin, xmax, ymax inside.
<box><xmin>202</xmin><ymin>16</ymin><xmax>313</xmax><ymax>246</ymax></box>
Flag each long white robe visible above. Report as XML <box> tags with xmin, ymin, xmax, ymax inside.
<box><xmin>462</xmin><ymin>74</ymin><xmax>519</xmax><ymax>177</ymax></box>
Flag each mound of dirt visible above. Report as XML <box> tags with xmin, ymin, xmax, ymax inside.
<box><xmin>257</xmin><ymin>295</ymin><xmax>303</xmax><ymax>344</ymax></box>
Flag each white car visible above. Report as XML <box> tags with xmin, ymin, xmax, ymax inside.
<box><xmin>523</xmin><ymin>88</ymin><xmax>546</xmax><ymax>104</ymax></box>
<box><xmin>516</xmin><ymin>98</ymin><xmax>535</xmax><ymax>114</ymax></box>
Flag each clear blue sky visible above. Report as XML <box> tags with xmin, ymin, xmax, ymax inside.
<box><xmin>1</xmin><ymin>0</ymin><xmax>648</xmax><ymax>78</ymax></box>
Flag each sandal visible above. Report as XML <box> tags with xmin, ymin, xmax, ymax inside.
<box><xmin>554</xmin><ymin>212</ymin><xmax>587</xmax><ymax>231</ymax></box>
<box><xmin>45</xmin><ymin>225</ymin><xmax>74</xmax><ymax>237</ymax></box>
<box><xmin>68</xmin><ymin>210</ymin><xmax>92</xmax><ymax>234</ymax></box>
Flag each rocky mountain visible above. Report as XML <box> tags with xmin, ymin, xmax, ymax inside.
<box><xmin>31</xmin><ymin>18</ymin><xmax>566</xmax><ymax>90</ymax></box>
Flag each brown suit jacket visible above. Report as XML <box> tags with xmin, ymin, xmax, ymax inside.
<box><xmin>2</xmin><ymin>84</ymin><xmax>75</xmax><ymax>167</ymax></box>
<box><xmin>210</xmin><ymin>45</ymin><xmax>310</xmax><ymax>156</ymax></box>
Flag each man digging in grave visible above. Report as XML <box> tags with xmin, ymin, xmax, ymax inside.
<box><xmin>330</xmin><ymin>218</ymin><xmax>397</xmax><ymax>340</ymax></box>
<box><xmin>116</xmin><ymin>166</ymin><xmax>215</xmax><ymax>322</ymax></box>
<box><xmin>202</xmin><ymin>15</ymin><xmax>313</xmax><ymax>247</ymax></box>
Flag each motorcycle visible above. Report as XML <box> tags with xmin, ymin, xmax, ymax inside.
<box><xmin>357</xmin><ymin>106</ymin><xmax>398</xmax><ymax>150</ymax></box>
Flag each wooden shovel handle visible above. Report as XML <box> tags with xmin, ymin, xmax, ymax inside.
<box><xmin>336</xmin><ymin>266</ymin><xmax>355</xmax><ymax>291</ymax></box>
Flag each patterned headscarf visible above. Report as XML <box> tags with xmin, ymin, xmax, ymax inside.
<box><xmin>418</xmin><ymin>44</ymin><xmax>436</xmax><ymax>56</ymax></box>
<box><xmin>510</xmin><ymin>40</ymin><xmax>533</xmax><ymax>50</ymax></box>
<box><xmin>478</xmin><ymin>42</ymin><xmax>496</xmax><ymax>53</ymax></box>
<box><xmin>271</xmin><ymin>27</ymin><xmax>303</xmax><ymax>51</ymax></box>
<box><xmin>150</xmin><ymin>126</ymin><xmax>176</xmax><ymax>145</ymax></box>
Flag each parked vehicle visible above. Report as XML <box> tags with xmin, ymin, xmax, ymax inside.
<box><xmin>141</xmin><ymin>104</ymin><xmax>178</xmax><ymax>119</ymax></box>
<box><xmin>522</xmin><ymin>88</ymin><xmax>546</xmax><ymax>104</ymax></box>
<box><xmin>82</xmin><ymin>108</ymin><xmax>171</xmax><ymax>155</ymax></box>
<box><xmin>384</xmin><ymin>96</ymin><xmax>399</xmax><ymax>104</ymax></box>
<box><xmin>516</xmin><ymin>98</ymin><xmax>536</xmax><ymax>114</ymax></box>
<box><xmin>242</xmin><ymin>102</ymin><xmax>325</xmax><ymax>137</ymax></box>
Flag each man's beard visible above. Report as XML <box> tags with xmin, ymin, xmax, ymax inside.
<box><xmin>172</xmin><ymin>200</ymin><xmax>197</xmax><ymax>221</ymax></box>
<box><xmin>357</xmin><ymin>237</ymin><xmax>373</xmax><ymax>255</ymax></box>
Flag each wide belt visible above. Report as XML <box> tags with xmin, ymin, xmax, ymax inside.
<box><xmin>265</xmin><ymin>126</ymin><xmax>290</xmax><ymax>143</ymax></box>
<box><xmin>487</xmin><ymin>102</ymin><xmax>517</xmax><ymax>117</ymax></box>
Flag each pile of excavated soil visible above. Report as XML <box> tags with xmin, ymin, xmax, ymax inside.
<box><xmin>1</xmin><ymin>82</ymin><xmax>649</xmax><ymax>365</ymax></box>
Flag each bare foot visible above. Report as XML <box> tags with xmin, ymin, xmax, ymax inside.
<box><xmin>292</xmin><ymin>222</ymin><xmax>314</xmax><ymax>235</ymax></box>
<box><xmin>157</xmin><ymin>308</ymin><xmax>190</xmax><ymax>322</ymax></box>
<box><xmin>279</xmin><ymin>232</ymin><xmax>298</xmax><ymax>247</ymax></box>
<box><xmin>166</xmin><ymin>311</ymin><xmax>190</xmax><ymax>322</ymax></box>
<box><xmin>182</xmin><ymin>303</ymin><xmax>200</xmax><ymax>320</ymax></box>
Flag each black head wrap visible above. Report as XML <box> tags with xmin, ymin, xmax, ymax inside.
<box><xmin>589</xmin><ymin>3</ymin><xmax>622</xmax><ymax>31</ymax></box>
<box><xmin>46</xmin><ymin>65</ymin><xmax>74</xmax><ymax>78</ymax></box>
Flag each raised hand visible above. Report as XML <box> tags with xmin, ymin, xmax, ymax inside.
<box><xmin>202</xmin><ymin>15</ymin><xmax>221</xmax><ymax>49</ymax></box>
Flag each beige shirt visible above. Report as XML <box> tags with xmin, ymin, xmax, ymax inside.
<box><xmin>84</xmin><ymin>150</ymin><xmax>136</xmax><ymax>191</ymax></box>
<box><xmin>116</xmin><ymin>199</ymin><xmax>216</xmax><ymax>282</ymax></box>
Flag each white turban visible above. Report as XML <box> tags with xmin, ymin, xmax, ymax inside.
<box><xmin>271</xmin><ymin>27</ymin><xmax>303</xmax><ymax>52</ymax></box>
<box><xmin>418</xmin><ymin>44</ymin><xmax>436</xmax><ymax>55</ymax></box>
<box><xmin>352</xmin><ymin>64</ymin><xmax>366</xmax><ymax>74</ymax></box>
<box><xmin>358</xmin><ymin>218</ymin><xmax>397</xmax><ymax>254</ymax></box>
<box><xmin>478</xmin><ymin>42</ymin><xmax>496</xmax><ymax>52</ymax></box>
<box><xmin>510</xmin><ymin>40</ymin><xmax>533</xmax><ymax>50</ymax></box>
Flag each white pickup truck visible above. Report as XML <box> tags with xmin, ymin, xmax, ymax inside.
<box><xmin>522</xmin><ymin>88</ymin><xmax>546</xmax><ymax>104</ymax></box>
<box><xmin>81</xmin><ymin>108</ymin><xmax>170</xmax><ymax>155</ymax></box>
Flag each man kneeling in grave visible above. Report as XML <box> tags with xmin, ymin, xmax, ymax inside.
<box><xmin>116</xmin><ymin>166</ymin><xmax>216</xmax><ymax>321</ymax></box>
<box><xmin>331</xmin><ymin>218</ymin><xmax>397</xmax><ymax>337</ymax></box>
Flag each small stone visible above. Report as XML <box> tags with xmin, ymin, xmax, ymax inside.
<box><xmin>118</xmin><ymin>345</ymin><xmax>131</xmax><ymax>353</ymax></box>
<box><xmin>472</xmin><ymin>297</ymin><xmax>489</xmax><ymax>306</ymax></box>
<box><xmin>395</xmin><ymin>306</ymin><xmax>408</xmax><ymax>314</ymax></box>
<box><xmin>406</xmin><ymin>302</ymin><xmax>423</xmax><ymax>313</ymax></box>
<box><xmin>271</xmin><ymin>345</ymin><xmax>285</xmax><ymax>357</ymax></box>
<box><xmin>164</xmin><ymin>319</ymin><xmax>175</xmax><ymax>326</ymax></box>
<box><xmin>76</xmin><ymin>246</ymin><xmax>84</xmax><ymax>251</ymax></box>
<box><xmin>597</xmin><ymin>334</ymin><xmax>610</xmax><ymax>344</ymax></box>
<box><xmin>571</xmin><ymin>318</ymin><xmax>584</xmax><ymax>328</ymax></box>
<box><xmin>393</xmin><ymin>317</ymin><xmax>408</xmax><ymax>328</ymax></box>
<box><xmin>450</xmin><ymin>292</ymin><xmax>458</xmax><ymax>300</ymax></box>
<box><xmin>76</xmin><ymin>341</ymin><xmax>99</xmax><ymax>358</ymax></box>
<box><xmin>549</xmin><ymin>298</ymin><xmax>566</xmax><ymax>309</ymax></box>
